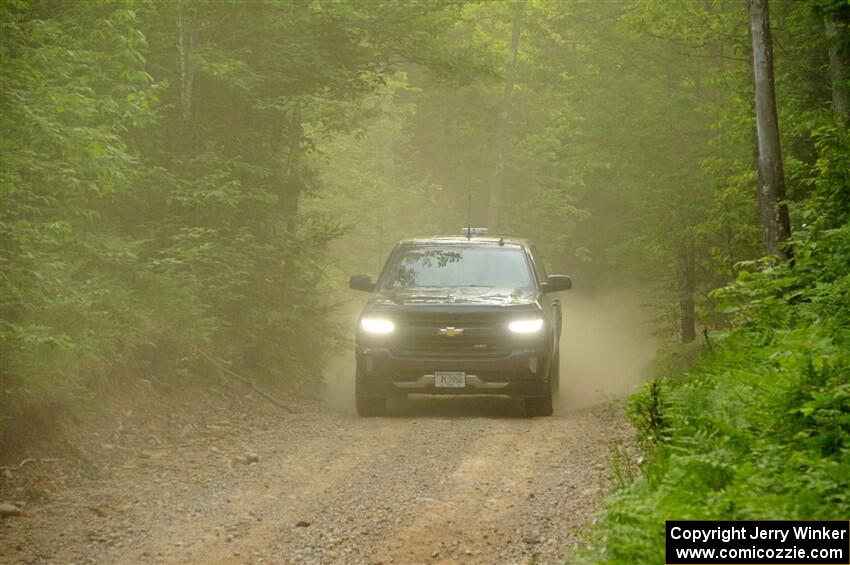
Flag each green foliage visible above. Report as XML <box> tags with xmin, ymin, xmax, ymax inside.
<box><xmin>589</xmin><ymin>226</ymin><xmax>850</xmax><ymax>563</ymax></box>
<box><xmin>303</xmin><ymin>74</ymin><xmax>447</xmax><ymax>281</ymax></box>
<box><xmin>2</xmin><ymin>2</ymin><xmax>848</xmax><ymax>548</ymax></box>
<box><xmin>0</xmin><ymin>0</ymin><xmax>480</xmax><ymax>430</ymax></box>
<box><xmin>582</xmin><ymin>0</ymin><xmax>850</xmax><ymax>555</ymax></box>
<box><xmin>1</xmin><ymin>0</ymin><xmax>160</xmax><ymax>400</ymax></box>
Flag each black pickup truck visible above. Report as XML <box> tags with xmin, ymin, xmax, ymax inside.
<box><xmin>348</xmin><ymin>233</ymin><xmax>571</xmax><ymax>417</ymax></box>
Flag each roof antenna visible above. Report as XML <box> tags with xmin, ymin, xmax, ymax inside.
<box><xmin>377</xmin><ymin>218</ymin><xmax>383</xmax><ymax>276</ymax></box>
<box><xmin>467</xmin><ymin>191</ymin><xmax>472</xmax><ymax>241</ymax></box>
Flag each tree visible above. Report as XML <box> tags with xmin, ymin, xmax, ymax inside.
<box><xmin>0</xmin><ymin>0</ymin><xmax>483</xmax><ymax>419</ymax></box>
<box><xmin>487</xmin><ymin>1</ymin><xmax>522</xmax><ymax>231</ymax></box>
<box><xmin>748</xmin><ymin>0</ymin><xmax>792</xmax><ymax>258</ymax></box>
<box><xmin>823</xmin><ymin>2</ymin><xmax>849</xmax><ymax>124</ymax></box>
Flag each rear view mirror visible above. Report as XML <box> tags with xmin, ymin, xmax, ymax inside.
<box><xmin>543</xmin><ymin>275</ymin><xmax>572</xmax><ymax>293</ymax></box>
<box><xmin>349</xmin><ymin>274</ymin><xmax>376</xmax><ymax>292</ymax></box>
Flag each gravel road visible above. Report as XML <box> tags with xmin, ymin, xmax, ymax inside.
<box><xmin>0</xmin><ymin>390</ymin><xmax>631</xmax><ymax>565</ymax></box>
<box><xmin>0</xmin><ymin>292</ymin><xmax>654</xmax><ymax>565</ymax></box>
<box><xmin>2</xmin><ymin>293</ymin><xmax>650</xmax><ymax>564</ymax></box>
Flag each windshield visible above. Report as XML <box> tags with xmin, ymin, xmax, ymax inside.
<box><xmin>379</xmin><ymin>246</ymin><xmax>535</xmax><ymax>290</ymax></box>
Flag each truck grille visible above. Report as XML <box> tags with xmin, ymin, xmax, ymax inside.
<box><xmin>391</xmin><ymin>313</ymin><xmax>511</xmax><ymax>358</ymax></box>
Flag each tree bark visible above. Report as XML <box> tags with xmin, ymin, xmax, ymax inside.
<box><xmin>825</xmin><ymin>15</ymin><xmax>849</xmax><ymax>124</ymax></box>
<box><xmin>177</xmin><ymin>0</ymin><xmax>196</xmax><ymax>154</ymax></box>
<box><xmin>487</xmin><ymin>2</ymin><xmax>522</xmax><ymax>231</ymax></box>
<box><xmin>280</xmin><ymin>108</ymin><xmax>304</xmax><ymax>236</ymax></box>
<box><xmin>380</xmin><ymin>101</ymin><xmax>398</xmax><ymax>190</ymax></box>
<box><xmin>678</xmin><ymin>244</ymin><xmax>696</xmax><ymax>344</ymax></box>
<box><xmin>378</xmin><ymin>101</ymin><xmax>394</xmax><ymax>275</ymax></box>
<box><xmin>748</xmin><ymin>0</ymin><xmax>791</xmax><ymax>259</ymax></box>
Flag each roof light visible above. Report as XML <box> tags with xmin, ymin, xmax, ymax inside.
<box><xmin>461</xmin><ymin>227</ymin><xmax>488</xmax><ymax>237</ymax></box>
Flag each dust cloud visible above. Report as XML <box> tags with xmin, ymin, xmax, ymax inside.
<box><xmin>558</xmin><ymin>285</ymin><xmax>659</xmax><ymax>409</ymax></box>
<box><xmin>321</xmin><ymin>286</ymin><xmax>658</xmax><ymax>414</ymax></box>
<box><xmin>322</xmin><ymin>345</ymin><xmax>358</xmax><ymax>414</ymax></box>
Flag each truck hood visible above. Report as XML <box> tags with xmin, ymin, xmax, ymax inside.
<box><xmin>369</xmin><ymin>286</ymin><xmax>538</xmax><ymax>308</ymax></box>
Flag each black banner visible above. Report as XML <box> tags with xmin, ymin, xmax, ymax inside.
<box><xmin>666</xmin><ymin>521</ymin><xmax>849</xmax><ymax>564</ymax></box>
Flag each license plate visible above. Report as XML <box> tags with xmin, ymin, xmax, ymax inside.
<box><xmin>435</xmin><ymin>372</ymin><xmax>466</xmax><ymax>388</ymax></box>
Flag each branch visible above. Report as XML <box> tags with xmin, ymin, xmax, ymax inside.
<box><xmin>191</xmin><ymin>345</ymin><xmax>297</xmax><ymax>413</ymax></box>
<box><xmin>145</xmin><ymin>438</ymin><xmax>211</xmax><ymax>451</ymax></box>
<box><xmin>1</xmin><ymin>458</ymin><xmax>62</xmax><ymax>472</ymax></box>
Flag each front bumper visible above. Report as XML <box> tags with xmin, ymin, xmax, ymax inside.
<box><xmin>356</xmin><ymin>346</ymin><xmax>551</xmax><ymax>398</ymax></box>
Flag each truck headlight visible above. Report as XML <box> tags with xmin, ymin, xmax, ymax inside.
<box><xmin>508</xmin><ymin>318</ymin><xmax>544</xmax><ymax>333</ymax></box>
<box><xmin>360</xmin><ymin>317</ymin><xmax>395</xmax><ymax>334</ymax></box>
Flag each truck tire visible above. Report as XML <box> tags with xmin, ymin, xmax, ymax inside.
<box><xmin>525</xmin><ymin>363</ymin><xmax>554</xmax><ymax>417</ymax></box>
<box><xmin>550</xmin><ymin>349</ymin><xmax>560</xmax><ymax>397</ymax></box>
<box><xmin>356</xmin><ymin>394</ymin><xmax>385</xmax><ymax>417</ymax></box>
<box><xmin>355</xmin><ymin>372</ymin><xmax>385</xmax><ymax>417</ymax></box>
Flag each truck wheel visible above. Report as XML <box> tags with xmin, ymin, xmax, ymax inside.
<box><xmin>550</xmin><ymin>350</ymin><xmax>560</xmax><ymax>398</ymax></box>
<box><xmin>355</xmin><ymin>374</ymin><xmax>385</xmax><ymax>417</ymax></box>
<box><xmin>356</xmin><ymin>395</ymin><xmax>385</xmax><ymax>417</ymax></box>
<box><xmin>525</xmin><ymin>365</ymin><xmax>554</xmax><ymax>417</ymax></box>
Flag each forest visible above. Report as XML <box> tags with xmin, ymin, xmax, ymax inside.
<box><xmin>1</xmin><ymin>0</ymin><xmax>848</xmax><ymax>563</ymax></box>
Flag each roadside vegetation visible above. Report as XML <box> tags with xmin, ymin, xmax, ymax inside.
<box><xmin>1</xmin><ymin>0</ymin><xmax>848</xmax><ymax>559</ymax></box>
<box><xmin>0</xmin><ymin>1</ymin><xmax>483</xmax><ymax>446</ymax></box>
<box><xmin>586</xmin><ymin>1</ymin><xmax>850</xmax><ymax>561</ymax></box>
<box><xmin>593</xmin><ymin>200</ymin><xmax>850</xmax><ymax>563</ymax></box>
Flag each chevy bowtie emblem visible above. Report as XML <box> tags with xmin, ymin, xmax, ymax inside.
<box><xmin>439</xmin><ymin>326</ymin><xmax>464</xmax><ymax>337</ymax></box>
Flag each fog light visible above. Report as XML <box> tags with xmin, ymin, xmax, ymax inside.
<box><xmin>529</xmin><ymin>357</ymin><xmax>538</xmax><ymax>374</ymax></box>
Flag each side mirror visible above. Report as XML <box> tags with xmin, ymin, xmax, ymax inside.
<box><xmin>543</xmin><ymin>274</ymin><xmax>572</xmax><ymax>293</ymax></box>
<box><xmin>349</xmin><ymin>274</ymin><xmax>376</xmax><ymax>292</ymax></box>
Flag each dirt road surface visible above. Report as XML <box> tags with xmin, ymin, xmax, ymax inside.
<box><xmin>0</xmin><ymin>291</ymin><xmax>650</xmax><ymax>564</ymax></box>
<box><xmin>1</xmin><ymin>392</ymin><xmax>633</xmax><ymax>565</ymax></box>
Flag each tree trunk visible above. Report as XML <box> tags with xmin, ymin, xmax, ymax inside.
<box><xmin>381</xmin><ymin>138</ymin><xmax>397</xmax><ymax>189</ymax></box>
<box><xmin>748</xmin><ymin>0</ymin><xmax>791</xmax><ymax>259</ymax></box>
<box><xmin>177</xmin><ymin>0</ymin><xmax>196</xmax><ymax>154</ymax></box>
<box><xmin>678</xmin><ymin>244</ymin><xmax>696</xmax><ymax>344</ymax></box>
<box><xmin>378</xmin><ymin>103</ymin><xmax>394</xmax><ymax>275</ymax></box>
<box><xmin>487</xmin><ymin>2</ymin><xmax>522</xmax><ymax>231</ymax></box>
<box><xmin>280</xmin><ymin>108</ymin><xmax>304</xmax><ymax>236</ymax></box>
<box><xmin>825</xmin><ymin>15</ymin><xmax>849</xmax><ymax>124</ymax></box>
